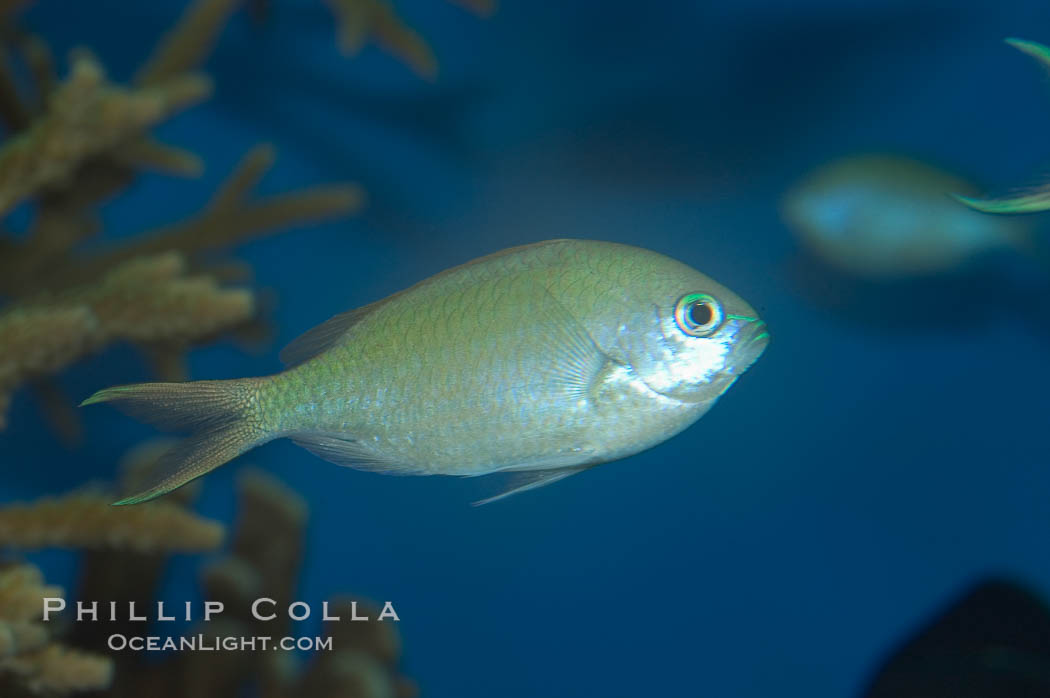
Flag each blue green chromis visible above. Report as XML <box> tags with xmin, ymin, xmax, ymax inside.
<box><xmin>781</xmin><ymin>155</ymin><xmax>1033</xmax><ymax>278</ymax></box>
<box><xmin>83</xmin><ymin>239</ymin><xmax>769</xmax><ymax>506</ymax></box>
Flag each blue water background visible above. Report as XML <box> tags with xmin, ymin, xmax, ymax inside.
<box><xmin>5</xmin><ymin>0</ymin><xmax>1050</xmax><ymax>695</ymax></box>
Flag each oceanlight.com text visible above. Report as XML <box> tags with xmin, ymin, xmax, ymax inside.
<box><xmin>107</xmin><ymin>633</ymin><xmax>334</xmax><ymax>652</ymax></box>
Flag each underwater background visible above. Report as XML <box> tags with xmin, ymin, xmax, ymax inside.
<box><xmin>5</xmin><ymin>0</ymin><xmax>1050</xmax><ymax>695</ymax></box>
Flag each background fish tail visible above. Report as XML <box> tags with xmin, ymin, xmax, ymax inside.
<box><xmin>81</xmin><ymin>379</ymin><xmax>270</xmax><ymax>505</ymax></box>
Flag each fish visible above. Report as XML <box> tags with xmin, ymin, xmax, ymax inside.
<box><xmin>781</xmin><ymin>154</ymin><xmax>1032</xmax><ymax>278</ymax></box>
<box><xmin>83</xmin><ymin>239</ymin><xmax>769</xmax><ymax>506</ymax></box>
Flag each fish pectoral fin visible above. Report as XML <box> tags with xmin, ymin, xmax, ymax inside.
<box><xmin>472</xmin><ymin>465</ymin><xmax>592</xmax><ymax>507</ymax></box>
<box><xmin>291</xmin><ymin>433</ymin><xmax>429</xmax><ymax>475</ymax></box>
<box><xmin>530</xmin><ymin>286</ymin><xmax>610</xmax><ymax>403</ymax></box>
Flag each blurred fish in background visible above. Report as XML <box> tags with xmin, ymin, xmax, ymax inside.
<box><xmin>778</xmin><ymin>34</ymin><xmax>1050</xmax><ymax>336</ymax></box>
<box><xmin>779</xmin><ymin>151</ymin><xmax>1050</xmax><ymax>334</ymax></box>
<box><xmin>782</xmin><ymin>155</ymin><xmax>1032</xmax><ymax>278</ymax></box>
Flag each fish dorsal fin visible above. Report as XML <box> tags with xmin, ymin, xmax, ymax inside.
<box><xmin>472</xmin><ymin>465</ymin><xmax>591</xmax><ymax>506</ymax></box>
<box><xmin>279</xmin><ymin>302</ymin><xmax>381</xmax><ymax>367</ymax></box>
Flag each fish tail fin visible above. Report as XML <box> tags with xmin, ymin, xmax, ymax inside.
<box><xmin>81</xmin><ymin>379</ymin><xmax>270</xmax><ymax>505</ymax></box>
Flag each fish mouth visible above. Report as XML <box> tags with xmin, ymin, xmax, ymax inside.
<box><xmin>729</xmin><ymin>319</ymin><xmax>769</xmax><ymax>374</ymax></box>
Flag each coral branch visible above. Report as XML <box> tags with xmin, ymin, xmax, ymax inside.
<box><xmin>135</xmin><ymin>0</ymin><xmax>242</xmax><ymax>88</ymax></box>
<box><xmin>208</xmin><ymin>143</ymin><xmax>276</xmax><ymax>211</ymax></box>
<box><xmin>0</xmin><ymin>492</ymin><xmax>225</xmax><ymax>552</ymax></box>
<box><xmin>0</xmin><ymin>563</ymin><xmax>112</xmax><ymax>695</ymax></box>
<box><xmin>327</xmin><ymin>0</ymin><xmax>438</xmax><ymax>78</ymax></box>
<box><xmin>0</xmin><ymin>0</ymin><xmax>427</xmax><ymax>690</ymax></box>
<box><xmin>81</xmin><ymin>252</ymin><xmax>255</xmax><ymax>343</ymax></box>
<box><xmin>0</xmin><ymin>252</ymin><xmax>254</xmax><ymax>428</ymax></box>
<box><xmin>0</xmin><ymin>450</ymin><xmax>416</xmax><ymax>696</ymax></box>
<box><xmin>0</xmin><ymin>53</ymin><xmax>211</xmax><ymax>216</ymax></box>
<box><xmin>0</xmin><ymin>565</ymin><xmax>61</xmax><ymax>625</ymax></box>
<box><xmin>112</xmin><ymin>138</ymin><xmax>205</xmax><ymax>177</ymax></box>
<box><xmin>0</xmin><ymin>306</ymin><xmax>97</xmax><ymax>392</ymax></box>
<box><xmin>0</xmin><ymin>620</ymin><xmax>48</xmax><ymax>658</ymax></box>
<box><xmin>116</xmin><ymin>185</ymin><xmax>365</xmax><ymax>263</ymax></box>
<box><xmin>63</xmin><ymin>147</ymin><xmax>364</xmax><ymax>285</ymax></box>
<box><xmin>0</xmin><ymin>644</ymin><xmax>114</xmax><ymax>694</ymax></box>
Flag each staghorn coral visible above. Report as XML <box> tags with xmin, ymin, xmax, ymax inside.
<box><xmin>134</xmin><ymin>0</ymin><xmax>242</xmax><ymax>89</ymax></box>
<box><xmin>0</xmin><ymin>644</ymin><xmax>114</xmax><ymax>695</ymax></box>
<box><xmin>0</xmin><ymin>248</ymin><xmax>257</xmax><ymax>430</ymax></box>
<box><xmin>0</xmin><ymin>50</ymin><xmax>211</xmax><ymax>216</ymax></box>
<box><xmin>0</xmin><ymin>0</ymin><xmax>476</xmax><ymax>688</ymax></box>
<box><xmin>0</xmin><ymin>491</ymin><xmax>225</xmax><ymax>552</ymax></box>
<box><xmin>205</xmin><ymin>469</ymin><xmax>308</xmax><ymax>633</ymax></box>
<box><xmin>170</xmin><ymin>469</ymin><xmax>416</xmax><ymax>698</ymax></box>
<box><xmin>0</xmin><ymin>446</ymin><xmax>415</xmax><ymax>696</ymax></box>
<box><xmin>0</xmin><ymin>307</ymin><xmax>97</xmax><ymax>428</ymax></box>
<box><xmin>0</xmin><ymin>565</ymin><xmax>60</xmax><ymax>631</ymax></box>
<box><xmin>186</xmin><ymin>469</ymin><xmax>310</xmax><ymax>697</ymax></box>
<box><xmin>44</xmin><ymin>444</ymin><xmax>415</xmax><ymax>698</ymax></box>
<box><xmin>0</xmin><ymin>621</ymin><xmax>48</xmax><ymax>660</ymax></box>
<box><xmin>324</xmin><ymin>0</ymin><xmax>493</xmax><ymax>79</ymax></box>
<box><xmin>0</xmin><ymin>0</ymin><xmax>491</xmax><ymax>431</ymax></box>
<box><xmin>0</xmin><ymin>0</ymin><xmax>363</xmax><ymax>434</ymax></box>
<box><xmin>327</xmin><ymin>0</ymin><xmax>439</xmax><ymax>79</ymax></box>
<box><xmin>293</xmin><ymin>596</ymin><xmax>417</xmax><ymax>698</ymax></box>
<box><xmin>0</xmin><ymin>439</ymin><xmax>228</xmax><ymax>694</ymax></box>
<box><xmin>0</xmin><ymin>564</ymin><xmax>114</xmax><ymax>696</ymax></box>
<box><xmin>71</xmin><ymin>252</ymin><xmax>254</xmax><ymax>343</ymax></box>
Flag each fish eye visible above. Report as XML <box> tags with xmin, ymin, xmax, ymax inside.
<box><xmin>674</xmin><ymin>293</ymin><xmax>723</xmax><ymax>337</ymax></box>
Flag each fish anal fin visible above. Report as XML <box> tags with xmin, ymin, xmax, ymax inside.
<box><xmin>472</xmin><ymin>465</ymin><xmax>591</xmax><ymax>507</ymax></box>
<box><xmin>291</xmin><ymin>432</ymin><xmax>428</xmax><ymax>475</ymax></box>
